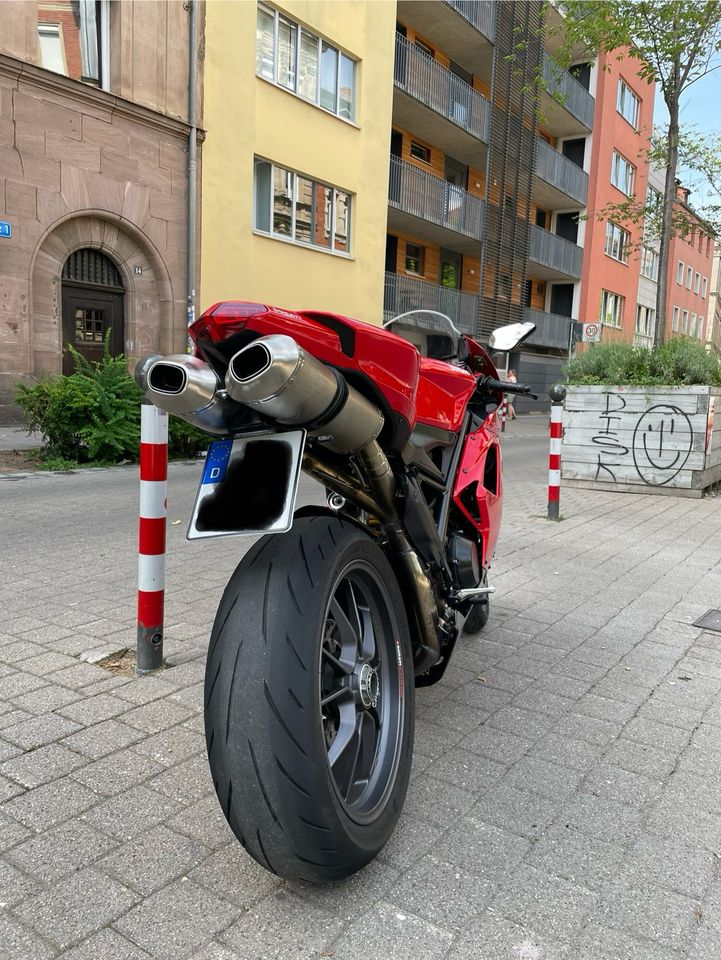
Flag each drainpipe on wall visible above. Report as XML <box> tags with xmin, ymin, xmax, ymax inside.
<box><xmin>186</xmin><ymin>0</ymin><xmax>198</xmax><ymax>352</ymax></box>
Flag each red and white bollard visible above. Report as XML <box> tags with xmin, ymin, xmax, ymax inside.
<box><xmin>137</xmin><ymin>401</ymin><xmax>168</xmax><ymax>672</ymax></box>
<box><xmin>547</xmin><ymin>384</ymin><xmax>566</xmax><ymax>521</ymax></box>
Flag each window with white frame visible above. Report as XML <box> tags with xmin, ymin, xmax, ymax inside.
<box><xmin>611</xmin><ymin>150</ymin><xmax>635</xmax><ymax>195</ymax></box>
<box><xmin>617</xmin><ymin>79</ymin><xmax>640</xmax><ymax>128</ymax></box>
<box><xmin>635</xmin><ymin>304</ymin><xmax>655</xmax><ymax>338</ymax></box>
<box><xmin>694</xmin><ymin>272</ymin><xmax>700</xmax><ymax>293</ymax></box>
<box><xmin>256</xmin><ymin>4</ymin><xmax>356</xmax><ymax>121</ymax></box>
<box><xmin>641</xmin><ymin>245</ymin><xmax>659</xmax><ymax>281</ymax></box>
<box><xmin>703</xmin><ymin>276</ymin><xmax>708</xmax><ymax>298</ymax></box>
<box><xmin>677</xmin><ymin>260</ymin><xmax>684</xmax><ymax>284</ymax></box>
<box><xmin>690</xmin><ymin>313</ymin><xmax>697</xmax><ymax>337</ymax></box>
<box><xmin>604</xmin><ymin>222</ymin><xmax>630</xmax><ymax>263</ymax></box>
<box><xmin>697</xmin><ymin>316</ymin><xmax>704</xmax><ymax>338</ymax></box>
<box><xmin>682</xmin><ymin>309</ymin><xmax>689</xmax><ymax>333</ymax></box>
<box><xmin>37</xmin><ymin>0</ymin><xmax>108</xmax><ymax>88</ymax></box>
<box><xmin>253</xmin><ymin>157</ymin><xmax>351</xmax><ymax>254</ymax></box>
<box><xmin>672</xmin><ymin>306</ymin><xmax>680</xmax><ymax>332</ymax></box>
<box><xmin>686</xmin><ymin>266</ymin><xmax>692</xmax><ymax>289</ymax></box>
<box><xmin>600</xmin><ymin>289</ymin><xmax>624</xmax><ymax>328</ymax></box>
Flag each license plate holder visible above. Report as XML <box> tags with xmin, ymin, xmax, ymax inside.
<box><xmin>187</xmin><ymin>431</ymin><xmax>306</xmax><ymax>541</ymax></box>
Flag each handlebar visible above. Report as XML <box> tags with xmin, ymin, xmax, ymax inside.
<box><xmin>477</xmin><ymin>376</ymin><xmax>538</xmax><ymax>399</ymax></box>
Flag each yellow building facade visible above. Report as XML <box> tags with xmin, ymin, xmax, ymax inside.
<box><xmin>200</xmin><ymin>0</ymin><xmax>396</xmax><ymax>326</ymax></box>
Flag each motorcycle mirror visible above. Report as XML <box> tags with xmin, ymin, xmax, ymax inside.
<box><xmin>488</xmin><ymin>321</ymin><xmax>536</xmax><ymax>352</ymax></box>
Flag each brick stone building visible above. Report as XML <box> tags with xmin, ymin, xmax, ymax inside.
<box><xmin>0</xmin><ymin>0</ymin><xmax>202</xmax><ymax>421</ymax></box>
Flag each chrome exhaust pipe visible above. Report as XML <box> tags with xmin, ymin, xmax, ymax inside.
<box><xmin>135</xmin><ymin>354</ymin><xmax>229</xmax><ymax>436</ymax></box>
<box><xmin>225</xmin><ymin>334</ymin><xmax>383</xmax><ymax>454</ymax></box>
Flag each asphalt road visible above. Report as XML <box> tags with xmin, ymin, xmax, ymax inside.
<box><xmin>0</xmin><ymin>420</ymin><xmax>550</xmax><ymax>568</ymax></box>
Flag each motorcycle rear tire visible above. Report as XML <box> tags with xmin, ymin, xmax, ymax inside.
<box><xmin>204</xmin><ymin>515</ymin><xmax>415</xmax><ymax>882</ymax></box>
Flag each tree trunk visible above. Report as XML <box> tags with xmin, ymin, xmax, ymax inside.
<box><xmin>655</xmin><ymin>73</ymin><xmax>680</xmax><ymax>346</ymax></box>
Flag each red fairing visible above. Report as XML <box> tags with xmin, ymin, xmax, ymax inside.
<box><xmin>452</xmin><ymin>414</ymin><xmax>503</xmax><ymax>565</ymax></box>
<box><xmin>416</xmin><ymin>357</ymin><xmax>477</xmax><ymax>432</ymax></box>
<box><xmin>192</xmin><ymin>302</ymin><xmax>422</xmax><ymax>427</ymax></box>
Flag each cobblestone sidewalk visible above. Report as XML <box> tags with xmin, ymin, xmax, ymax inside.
<box><xmin>1</xmin><ymin>457</ymin><xmax>721</xmax><ymax>959</ymax></box>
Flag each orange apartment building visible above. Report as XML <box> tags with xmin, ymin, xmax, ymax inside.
<box><xmin>666</xmin><ymin>185</ymin><xmax>714</xmax><ymax>342</ymax></box>
<box><xmin>578</xmin><ymin>49</ymin><xmax>655</xmax><ymax>342</ymax></box>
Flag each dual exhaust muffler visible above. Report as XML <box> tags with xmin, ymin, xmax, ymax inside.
<box><xmin>136</xmin><ymin>335</ymin><xmax>383</xmax><ymax>454</ymax></box>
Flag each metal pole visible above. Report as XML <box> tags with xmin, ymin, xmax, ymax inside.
<box><xmin>547</xmin><ymin>384</ymin><xmax>566</xmax><ymax>521</ymax></box>
<box><xmin>186</xmin><ymin>0</ymin><xmax>198</xmax><ymax>351</ymax></box>
<box><xmin>137</xmin><ymin>401</ymin><xmax>168</xmax><ymax>673</ymax></box>
<box><xmin>501</xmin><ymin>351</ymin><xmax>510</xmax><ymax>433</ymax></box>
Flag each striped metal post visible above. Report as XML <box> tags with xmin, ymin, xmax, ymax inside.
<box><xmin>137</xmin><ymin>401</ymin><xmax>168</xmax><ymax>673</ymax></box>
<box><xmin>500</xmin><ymin>396</ymin><xmax>507</xmax><ymax>432</ymax></box>
<box><xmin>547</xmin><ymin>384</ymin><xmax>566</xmax><ymax>521</ymax></box>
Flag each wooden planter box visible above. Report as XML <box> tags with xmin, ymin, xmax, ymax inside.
<box><xmin>562</xmin><ymin>385</ymin><xmax>721</xmax><ymax>498</ymax></box>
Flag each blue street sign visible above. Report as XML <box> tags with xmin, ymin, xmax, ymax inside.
<box><xmin>0</xmin><ymin>222</ymin><xmax>11</xmax><ymax>238</ymax></box>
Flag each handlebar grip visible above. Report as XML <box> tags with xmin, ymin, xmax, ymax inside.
<box><xmin>481</xmin><ymin>376</ymin><xmax>532</xmax><ymax>396</ymax></box>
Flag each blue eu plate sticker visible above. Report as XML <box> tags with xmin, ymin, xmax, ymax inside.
<box><xmin>202</xmin><ymin>439</ymin><xmax>233</xmax><ymax>484</ymax></box>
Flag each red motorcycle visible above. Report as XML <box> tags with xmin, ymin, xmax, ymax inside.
<box><xmin>137</xmin><ymin>303</ymin><xmax>535</xmax><ymax>882</ymax></box>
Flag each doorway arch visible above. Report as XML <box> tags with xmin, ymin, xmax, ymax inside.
<box><xmin>61</xmin><ymin>248</ymin><xmax>125</xmax><ymax>374</ymax></box>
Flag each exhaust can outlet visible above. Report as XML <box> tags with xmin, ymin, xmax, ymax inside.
<box><xmin>225</xmin><ymin>334</ymin><xmax>383</xmax><ymax>454</ymax></box>
<box><xmin>136</xmin><ymin>354</ymin><xmax>228</xmax><ymax>435</ymax></box>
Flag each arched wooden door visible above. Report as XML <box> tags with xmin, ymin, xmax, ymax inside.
<box><xmin>61</xmin><ymin>249</ymin><xmax>125</xmax><ymax>373</ymax></box>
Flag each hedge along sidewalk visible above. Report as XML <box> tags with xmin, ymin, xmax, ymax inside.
<box><xmin>561</xmin><ymin>385</ymin><xmax>721</xmax><ymax>498</ymax></box>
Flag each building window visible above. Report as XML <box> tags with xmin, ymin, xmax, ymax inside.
<box><xmin>686</xmin><ymin>266</ymin><xmax>692</xmax><ymax>289</ymax></box>
<box><xmin>253</xmin><ymin>158</ymin><xmax>352</xmax><ymax>254</ymax></box>
<box><xmin>499</xmin><ymin>274</ymin><xmax>512</xmax><ymax>298</ymax></box>
<box><xmin>703</xmin><ymin>277</ymin><xmax>708</xmax><ymax>298</ymax></box>
<box><xmin>690</xmin><ymin>313</ymin><xmax>697</xmax><ymax>337</ymax></box>
<box><xmin>405</xmin><ymin>242</ymin><xmax>424</xmax><ymax>275</ymax></box>
<box><xmin>604</xmin><ymin>222</ymin><xmax>630</xmax><ymax>263</ymax></box>
<box><xmin>694</xmin><ymin>272</ymin><xmax>700</xmax><ymax>294</ymax></box>
<box><xmin>697</xmin><ymin>316</ymin><xmax>704</xmax><ymax>338</ymax></box>
<box><xmin>37</xmin><ymin>0</ymin><xmax>107</xmax><ymax>88</ymax></box>
<box><xmin>672</xmin><ymin>306</ymin><xmax>680</xmax><ymax>332</ymax></box>
<box><xmin>636</xmin><ymin>304</ymin><xmax>655</xmax><ymax>338</ymax></box>
<box><xmin>677</xmin><ymin>261</ymin><xmax>684</xmax><ymax>284</ymax></box>
<box><xmin>600</xmin><ymin>289</ymin><xmax>624</xmax><ymax>328</ymax></box>
<box><xmin>617</xmin><ymin>79</ymin><xmax>640</xmax><ymax>128</ymax></box>
<box><xmin>641</xmin><ymin>245</ymin><xmax>659</xmax><ymax>281</ymax></box>
<box><xmin>409</xmin><ymin>141</ymin><xmax>431</xmax><ymax>163</ymax></box>
<box><xmin>682</xmin><ymin>309</ymin><xmax>689</xmax><ymax>333</ymax></box>
<box><xmin>256</xmin><ymin>4</ymin><xmax>356</xmax><ymax>121</ymax></box>
<box><xmin>611</xmin><ymin>151</ymin><xmax>635</xmax><ymax>196</ymax></box>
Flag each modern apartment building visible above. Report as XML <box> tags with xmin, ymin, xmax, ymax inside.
<box><xmin>634</xmin><ymin>164</ymin><xmax>664</xmax><ymax>348</ymax></box>
<box><xmin>0</xmin><ymin>0</ymin><xmax>201</xmax><ymax>422</ymax></box>
<box><xmin>666</xmin><ymin>184</ymin><xmax>714</xmax><ymax>342</ymax></box>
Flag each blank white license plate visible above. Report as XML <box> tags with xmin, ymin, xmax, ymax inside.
<box><xmin>187</xmin><ymin>431</ymin><xmax>305</xmax><ymax>541</ymax></box>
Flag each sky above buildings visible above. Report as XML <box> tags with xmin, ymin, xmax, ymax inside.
<box><xmin>653</xmin><ymin>68</ymin><xmax>721</xmax><ymax>210</ymax></box>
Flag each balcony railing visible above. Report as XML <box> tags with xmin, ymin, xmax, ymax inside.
<box><xmin>534</xmin><ymin>138</ymin><xmax>588</xmax><ymax>206</ymax></box>
<box><xmin>524</xmin><ymin>307</ymin><xmax>574</xmax><ymax>350</ymax></box>
<box><xmin>542</xmin><ymin>52</ymin><xmax>595</xmax><ymax>130</ymax></box>
<box><xmin>383</xmin><ymin>271</ymin><xmax>479</xmax><ymax>333</ymax></box>
<box><xmin>389</xmin><ymin>156</ymin><xmax>484</xmax><ymax>242</ymax></box>
<box><xmin>394</xmin><ymin>34</ymin><xmax>490</xmax><ymax>143</ymax></box>
<box><xmin>444</xmin><ymin>0</ymin><xmax>496</xmax><ymax>43</ymax></box>
<box><xmin>529</xmin><ymin>223</ymin><xmax>583</xmax><ymax>279</ymax></box>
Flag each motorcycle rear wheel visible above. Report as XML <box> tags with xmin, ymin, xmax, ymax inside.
<box><xmin>204</xmin><ymin>515</ymin><xmax>414</xmax><ymax>882</ymax></box>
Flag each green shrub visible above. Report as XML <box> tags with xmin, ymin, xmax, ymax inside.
<box><xmin>564</xmin><ymin>337</ymin><xmax>721</xmax><ymax>387</ymax></box>
<box><xmin>16</xmin><ymin>343</ymin><xmax>208</xmax><ymax>465</ymax></box>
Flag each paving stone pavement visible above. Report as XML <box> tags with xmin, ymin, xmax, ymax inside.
<box><xmin>1</xmin><ymin>430</ymin><xmax>721</xmax><ymax>959</ymax></box>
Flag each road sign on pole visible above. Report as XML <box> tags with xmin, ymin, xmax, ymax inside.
<box><xmin>582</xmin><ymin>322</ymin><xmax>601</xmax><ymax>342</ymax></box>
